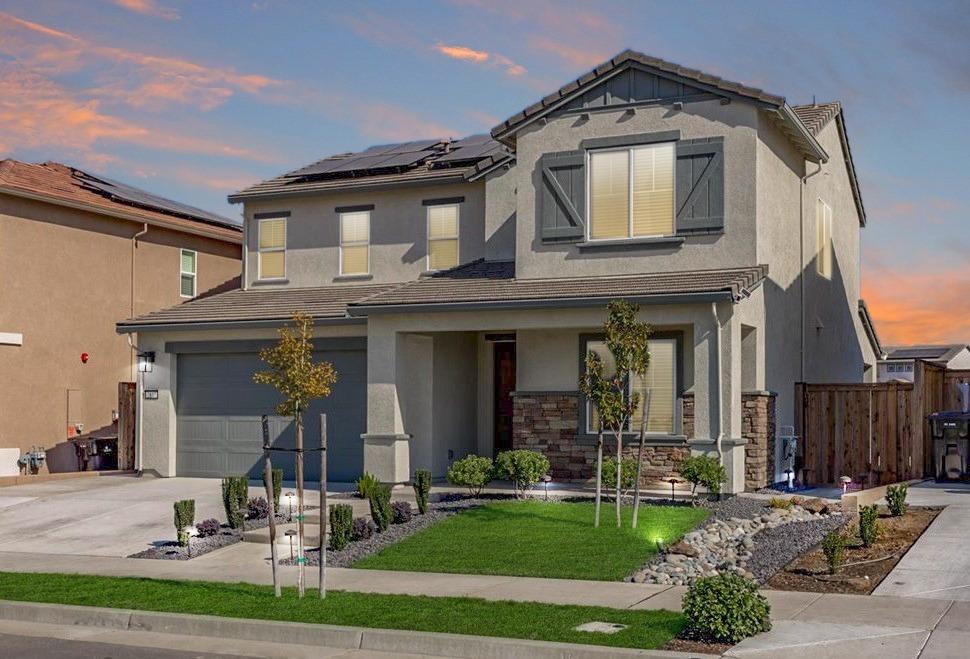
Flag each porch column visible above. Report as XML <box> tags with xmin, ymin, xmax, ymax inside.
<box><xmin>362</xmin><ymin>321</ymin><xmax>411</xmax><ymax>483</ymax></box>
<box><xmin>137</xmin><ymin>333</ymin><xmax>177</xmax><ymax>477</ymax></box>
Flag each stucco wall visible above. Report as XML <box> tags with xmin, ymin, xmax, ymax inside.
<box><xmin>512</xmin><ymin>99</ymin><xmax>760</xmax><ymax>279</ymax></box>
<box><xmin>431</xmin><ymin>332</ymin><xmax>478</xmax><ymax>476</ymax></box>
<box><xmin>241</xmin><ymin>181</ymin><xmax>487</xmax><ymax>288</ymax></box>
<box><xmin>483</xmin><ymin>166</ymin><xmax>516</xmax><ymax>261</ymax></box>
<box><xmin>0</xmin><ymin>195</ymin><xmax>239</xmax><ymax>469</ymax></box>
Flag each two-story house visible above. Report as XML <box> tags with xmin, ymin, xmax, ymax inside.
<box><xmin>118</xmin><ymin>51</ymin><xmax>879</xmax><ymax>492</ymax></box>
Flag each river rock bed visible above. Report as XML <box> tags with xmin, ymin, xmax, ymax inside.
<box><xmin>128</xmin><ymin>512</ymin><xmax>289</xmax><ymax>560</ymax></box>
<box><xmin>629</xmin><ymin>498</ymin><xmax>842</xmax><ymax>585</ymax></box>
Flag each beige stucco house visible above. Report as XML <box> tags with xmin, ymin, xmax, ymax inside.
<box><xmin>119</xmin><ymin>51</ymin><xmax>879</xmax><ymax>493</ymax></box>
<box><xmin>0</xmin><ymin>160</ymin><xmax>241</xmax><ymax>475</ymax></box>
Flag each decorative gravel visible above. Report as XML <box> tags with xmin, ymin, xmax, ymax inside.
<box><xmin>745</xmin><ymin>513</ymin><xmax>849</xmax><ymax>583</ymax></box>
<box><xmin>128</xmin><ymin>513</ymin><xmax>288</xmax><ymax>561</ymax></box>
<box><xmin>699</xmin><ymin>495</ymin><xmax>771</xmax><ymax>522</ymax></box>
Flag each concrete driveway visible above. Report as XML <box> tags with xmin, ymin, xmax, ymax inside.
<box><xmin>0</xmin><ymin>475</ymin><xmax>245</xmax><ymax>557</ymax></box>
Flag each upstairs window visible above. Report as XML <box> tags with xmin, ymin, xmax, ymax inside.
<box><xmin>258</xmin><ymin>217</ymin><xmax>286</xmax><ymax>280</ymax></box>
<box><xmin>816</xmin><ymin>199</ymin><xmax>832</xmax><ymax>279</ymax></box>
<box><xmin>179</xmin><ymin>249</ymin><xmax>197</xmax><ymax>298</ymax></box>
<box><xmin>340</xmin><ymin>211</ymin><xmax>370</xmax><ymax>276</ymax></box>
<box><xmin>588</xmin><ymin>142</ymin><xmax>675</xmax><ymax>241</ymax></box>
<box><xmin>427</xmin><ymin>204</ymin><xmax>459</xmax><ymax>271</ymax></box>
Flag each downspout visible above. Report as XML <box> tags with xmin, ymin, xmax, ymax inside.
<box><xmin>129</xmin><ymin>223</ymin><xmax>148</xmax><ymax>473</ymax></box>
<box><xmin>799</xmin><ymin>163</ymin><xmax>822</xmax><ymax>381</ymax></box>
<box><xmin>711</xmin><ymin>302</ymin><xmax>724</xmax><ymax>463</ymax></box>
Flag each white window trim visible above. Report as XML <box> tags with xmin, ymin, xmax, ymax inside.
<box><xmin>583</xmin><ymin>337</ymin><xmax>678</xmax><ymax>436</ymax></box>
<box><xmin>816</xmin><ymin>198</ymin><xmax>833</xmax><ymax>279</ymax></box>
<box><xmin>257</xmin><ymin>217</ymin><xmax>287</xmax><ymax>281</ymax></box>
<box><xmin>585</xmin><ymin>142</ymin><xmax>677</xmax><ymax>243</ymax></box>
<box><xmin>426</xmin><ymin>203</ymin><xmax>460</xmax><ymax>272</ymax></box>
<box><xmin>339</xmin><ymin>211</ymin><xmax>371</xmax><ymax>276</ymax></box>
<box><xmin>179</xmin><ymin>248</ymin><xmax>197</xmax><ymax>298</ymax></box>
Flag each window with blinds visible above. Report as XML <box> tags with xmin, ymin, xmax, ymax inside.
<box><xmin>585</xmin><ymin>337</ymin><xmax>677</xmax><ymax>435</ymax></box>
<box><xmin>427</xmin><ymin>204</ymin><xmax>459</xmax><ymax>271</ymax></box>
<box><xmin>258</xmin><ymin>217</ymin><xmax>286</xmax><ymax>280</ymax></box>
<box><xmin>816</xmin><ymin>199</ymin><xmax>832</xmax><ymax>279</ymax></box>
<box><xmin>589</xmin><ymin>142</ymin><xmax>675</xmax><ymax>241</ymax></box>
<box><xmin>179</xmin><ymin>249</ymin><xmax>196</xmax><ymax>298</ymax></box>
<box><xmin>340</xmin><ymin>211</ymin><xmax>370</xmax><ymax>275</ymax></box>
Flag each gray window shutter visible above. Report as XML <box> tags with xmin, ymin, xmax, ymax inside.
<box><xmin>676</xmin><ymin>137</ymin><xmax>724</xmax><ymax>233</ymax></box>
<box><xmin>538</xmin><ymin>150</ymin><xmax>585</xmax><ymax>242</ymax></box>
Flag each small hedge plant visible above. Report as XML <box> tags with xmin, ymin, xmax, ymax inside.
<box><xmin>886</xmin><ymin>483</ymin><xmax>908</xmax><ymax>517</ymax></box>
<box><xmin>446</xmin><ymin>455</ymin><xmax>493</xmax><ymax>496</ymax></box>
<box><xmin>859</xmin><ymin>504</ymin><xmax>880</xmax><ymax>547</ymax></box>
<box><xmin>264</xmin><ymin>467</ymin><xmax>283</xmax><ymax>509</ymax></box>
<box><xmin>413</xmin><ymin>469</ymin><xmax>432</xmax><ymax>514</ymax></box>
<box><xmin>602</xmin><ymin>456</ymin><xmax>638</xmax><ymax>494</ymax></box>
<box><xmin>494</xmin><ymin>449</ymin><xmax>550</xmax><ymax>498</ymax></box>
<box><xmin>678</xmin><ymin>455</ymin><xmax>727</xmax><ymax>502</ymax></box>
<box><xmin>351</xmin><ymin>516</ymin><xmax>376</xmax><ymax>541</ymax></box>
<box><xmin>195</xmin><ymin>518</ymin><xmax>220</xmax><ymax>538</ymax></box>
<box><xmin>391</xmin><ymin>500</ymin><xmax>413</xmax><ymax>524</ymax></box>
<box><xmin>173</xmin><ymin>499</ymin><xmax>195</xmax><ymax>547</ymax></box>
<box><xmin>329</xmin><ymin>504</ymin><xmax>353</xmax><ymax>550</ymax></box>
<box><xmin>368</xmin><ymin>483</ymin><xmax>392</xmax><ymax>532</ymax></box>
<box><xmin>682</xmin><ymin>573</ymin><xmax>771</xmax><ymax>644</ymax></box>
<box><xmin>247</xmin><ymin>496</ymin><xmax>270</xmax><ymax>520</ymax></box>
<box><xmin>822</xmin><ymin>530</ymin><xmax>846</xmax><ymax>574</ymax></box>
<box><xmin>221</xmin><ymin>476</ymin><xmax>248</xmax><ymax>529</ymax></box>
<box><xmin>355</xmin><ymin>472</ymin><xmax>380</xmax><ymax>500</ymax></box>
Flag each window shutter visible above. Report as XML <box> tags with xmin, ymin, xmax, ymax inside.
<box><xmin>538</xmin><ymin>150</ymin><xmax>585</xmax><ymax>242</ymax></box>
<box><xmin>675</xmin><ymin>137</ymin><xmax>724</xmax><ymax>233</ymax></box>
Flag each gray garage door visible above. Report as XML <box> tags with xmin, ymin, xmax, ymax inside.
<box><xmin>175</xmin><ymin>342</ymin><xmax>365</xmax><ymax>482</ymax></box>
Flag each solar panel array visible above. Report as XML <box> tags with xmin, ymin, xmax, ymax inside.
<box><xmin>434</xmin><ymin>135</ymin><xmax>504</xmax><ymax>164</ymax></box>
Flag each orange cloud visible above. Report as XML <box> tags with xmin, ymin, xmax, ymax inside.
<box><xmin>433</xmin><ymin>43</ymin><xmax>526</xmax><ymax>77</ymax></box>
<box><xmin>529</xmin><ymin>37</ymin><xmax>610</xmax><ymax>70</ymax></box>
<box><xmin>112</xmin><ymin>0</ymin><xmax>179</xmax><ymax>21</ymax></box>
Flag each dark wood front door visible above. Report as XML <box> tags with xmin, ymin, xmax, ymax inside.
<box><xmin>493</xmin><ymin>342</ymin><xmax>516</xmax><ymax>455</ymax></box>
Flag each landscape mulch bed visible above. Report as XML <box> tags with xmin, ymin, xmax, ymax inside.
<box><xmin>663</xmin><ymin>637</ymin><xmax>733</xmax><ymax>655</ymax></box>
<box><xmin>128</xmin><ymin>511</ymin><xmax>301</xmax><ymax>560</ymax></box>
<box><xmin>766</xmin><ymin>506</ymin><xmax>941</xmax><ymax>595</ymax></box>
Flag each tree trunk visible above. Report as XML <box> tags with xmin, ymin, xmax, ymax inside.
<box><xmin>261</xmin><ymin>416</ymin><xmax>281</xmax><ymax>598</ymax></box>
<box><xmin>632</xmin><ymin>390</ymin><xmax>651</xmax><ymax>528</ymax></box>
<box><xmin>319</xmin><ymin>413</ymin><xmax>327</xmax><ymax>599</ymax></box>
<box><xmin>295</xmin><ymin>414</ymin><xmax>305</xmax><ymax>599</ymax></box>
<box><xmin>594</xmin><ymin>425</ymin><xmax>604</xmax><ymax>528</ymax></box>
<box><xmin>615</xmin><ymin>431</ymin><xmax>622</xmax><ymax>527</ymax></box>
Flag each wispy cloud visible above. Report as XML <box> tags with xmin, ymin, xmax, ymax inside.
<box><xmin>111</xmin><ymin>0</ymin><xmax>180</xmax><ymax>21</ymax></box>
<box><xmin>433</xmin><ymin>43</ymin><xmax>526</xmax><ymax>76</ymax></box>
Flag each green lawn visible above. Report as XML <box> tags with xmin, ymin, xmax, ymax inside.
<box><xmin>0</xmin><ymin>572</ymin><xmax>684</xmax><ymax>650</ymax></box>
<box><xmin>354</xmin><ymin>500</ymin><xmax>709</xmax><ymax>581</ymax></box>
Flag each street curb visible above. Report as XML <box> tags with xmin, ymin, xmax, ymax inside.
<box><xmin>0</xmin><ymin>600</ymin><xmax>713</xmax><ymax>658</ymax></box>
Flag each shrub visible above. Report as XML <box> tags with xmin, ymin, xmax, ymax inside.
<box><xmin>768</xmin><ymin>497</ymin><xmax>793</xmax><ymax>510</ymax></box>
<box><xmin>859</xmin><ymin>504</ymin><xmax>881</xmax><ymax>547</ymax></box>
<box><xmin>173</xmin><ymin>499</ymin><xmax>195</xmax><ymax>545</ymax></box>
<box><xmin>195</xmin><ymin>518</ymin><xmax>220</xmax><ymax>538</ymax></box>
<box><xmin>368</xmin><ymin>484</ymin><xmax>392</xmax><ymax>532</ymax></box>
<box><xmin>446</xmin><ymin>455</ymin><xmax>493</xmax><ymax>496</ymax></box>
<box><xmin>247</xmin><ymin>496</ymin><xmax>270</xmax><ymax>520</ymax></box>
<box><xmin>494</xmin><ymin>450</ymin><xmax>550</xmax><ymax>498</ymax></box>
<box><xmin>328</xmin><ymin>504</ymin><xmax>353</xmax><ymax>550</ymax></box>
<box><xmin>390</xmin><ymin>500</ymin><xmax>413</xmax><ymax>524</ymax></box>
<box><xmin>263</xmin><ymin>467</ymin><xmax>283</xmax><ymax>509</ymax></box>
<box><xmin>601</xmin><ymin>456</ymin><xmax>638</xmax><ymax>494</ymax></box>
<box><xmin>413</xmin><ymin>469</ymin><xmax>432</xmax><ymax>514</ymax></box>
<box><xmin>221</xmin><ymin>476</ymin><xmax>248</xmax><ymax>529</ymax></box>
<box><xmin>678</xmin><ymin>455</ymin><xmax>727</xmax><ymax>502</ymax></box>
<box><xmin>822</xmin><ymin>530</ymin><xmax>846</xmax><ymax>574</ymax></box>
<box><xmin>356</xmin><ymin>472</ymin><xmax>380</xmax><ymax>500</ymax></box>
<box><xmin>886</xmin><ymin>483</ymin><xmax>908</xmax><ymax>517</ymax></box>
<box><xmin>351</xmin><ymin>516</ymin><xmax>376</xmax><ymax>542</ymax></box>
<box><xmin>682</xmin><ymin>574</ymin><xmax>771</xmax><ymax>643</ymax></box>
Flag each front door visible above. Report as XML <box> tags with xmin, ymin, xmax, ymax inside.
<box><xmin>493</xmin><ymin>341</ymin><xmax>516</xmax><ymax>455</ymax></box>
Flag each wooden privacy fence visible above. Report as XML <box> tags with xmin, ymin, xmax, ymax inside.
<box><xmin>795</xmin><ymin>361</ymin><xmax>950</xmax><ymax>486</ymax></box>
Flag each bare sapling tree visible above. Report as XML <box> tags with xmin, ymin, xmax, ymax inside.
<box><xmin>580</xmin><ymin>354</ymin><xmax>611</xmax><ymax>527</ymax></box>
<box><xmin>254</xmin><ymin>312</ymin><xmax>337</xmax><ymax>598</ymax></box>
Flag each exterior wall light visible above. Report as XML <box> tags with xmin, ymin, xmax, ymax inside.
<box><xmin>137</xmin><ymin>351</ymin><xmax>155</xmax><ymax>373</ymax></box>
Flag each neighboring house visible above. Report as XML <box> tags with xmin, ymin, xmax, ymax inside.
<box><xmin>0</xmin><ymin>160</ymin><xmax>242</xmax><ymax>474</ymax></box>
<box><xmin>878</xmin><ymin>345</ymin><xmax>970</xmax><ymax>382</ymax></box>
<box><xmin>119</xmin><ymin>50</ymin><xmax>878</xmax><ymax>492</ymax></box>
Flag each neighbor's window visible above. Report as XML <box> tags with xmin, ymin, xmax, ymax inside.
<box><xmin>179</xmin><ymin>249</ymin><xmax>197</xmax><ymax>298</ymax></box>
<box><xmin>584</xmin><ymin>337</ymin><xmax>677</xmax><ymax>435</ymax></box>
<box><xmin>816</xmin><ymin>199</ymin><xmax>832</xmax><ymax>279</ymax></box>
<box><xmin>258</xmin><ymin>217</ymin><xmax>286</xmax><ymax>280</ymax></box>
<box><xmin>427</xmin><ymin>203</ymin><xmax>459</xmax><ymax>271</ymax></box>
<box><xmin>589</xmin><ymin>142</ymin><xmax>675</xmax><ymax>241</ymax></box>
<box><xmin>340</xmin><ymin>211</ymin><xmax>370</xmax><ymax>275</ymax></box>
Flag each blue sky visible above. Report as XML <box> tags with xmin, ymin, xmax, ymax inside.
<box><xmin>1</xmin><ymin>0</ymin><xmax>968</xmax><ymax>343</ymax></box>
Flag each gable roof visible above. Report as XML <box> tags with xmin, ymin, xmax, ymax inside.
<box><xmin>228</xmin><ymin>135</ymin><xmax>512</xmax><ymax>203</ymax></box>
<box><xmin>882</xmin><ymin>344</ymin><xmax>970</xmax><ymax>363</ymax></box>
<box><xmin>490</xmin><ymin>49</ymin><xmax>827</xmax><ymax>163</ymax></box>
<box><xmin>0</xmin><ymin>160</ymin><xmax>241</xmax><ymax>243</ymax></box>
<box><xmin>792</xmin><ymin>102</ymin><xmax>866</xmax><ymax>226</ymax></box>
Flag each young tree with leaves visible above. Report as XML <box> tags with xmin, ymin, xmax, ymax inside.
<box><xmin>254</xmin><ymin>312</ymin><xmax>337</xmax><ymax>598</ymax></box>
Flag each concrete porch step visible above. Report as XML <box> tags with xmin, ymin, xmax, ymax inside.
<box><xmin>243</xmin><ymin>522</ymin><xmax>322</xmax><ymax>547</ymax></box>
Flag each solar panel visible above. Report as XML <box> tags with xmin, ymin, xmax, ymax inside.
<box><xmin>76</xmin><ymin>172</ymin><xmax>235</xmax><ymax>226</ymax></box>
<box><xmin>374</xmin><ymin>150</ymin><xmax>436</xmax><ymax>168</ymax></box>
<box><xmin>436</xmin><ymin>140</ymin><xmax>503</xmax><ymax>163</ymax></box>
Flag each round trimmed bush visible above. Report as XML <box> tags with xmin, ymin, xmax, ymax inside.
<box><xmin>493</xmin><ymin>449</ymin><xmax>550</xmax><ymax>498</ymax></box>
<box><xmin>247</xmin><ymin>496</ymin><xmax>270</xmax><ymax>520</ymax></box>
<box><xmin>351</xmin><ymin>516</ymin><xmax>376</xmax><ymax>542</ymax></box>
<box><xmin>447</xmin><ymin>455</ymin><xmax>493</xmax><ymax>496</ymax></box>
<box><xmin>682</xmin><ymin>573</ymin><xmax>771</xmax><ymax>643</ymax></box>
<box><xmin>195</xmin><ymin>518</ymin><xmax>220</xmax><ymax>538</ymax></box>
<box><xmin>391</xmin><ymin>500</ymin><xmax>413</xmax><ymax>524</ymax></box>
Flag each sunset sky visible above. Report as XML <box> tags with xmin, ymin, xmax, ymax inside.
<box><xmin>1</xmin><ymin>0</ymin><xmax>968</xmax><ymax>346</ymax></box>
